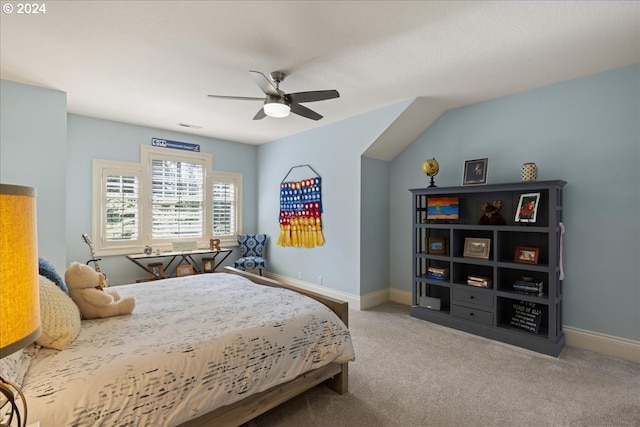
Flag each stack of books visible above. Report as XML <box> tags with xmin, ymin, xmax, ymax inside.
<box><xmin>513</xmin><ymin>278</ymin><xmax>544</xmax><ymax>296</ymax></box>
<box><xmin>467</xmin><ymin>275</ymin><xmax>492</xmax><ymax>288</ymax></box>
<box><xmin>426</xmin><ymin>266</ymin><xmax>449</xmax><ymax>280</ymax></box>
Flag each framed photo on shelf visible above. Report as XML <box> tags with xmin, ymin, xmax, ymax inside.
<box><xmin>515</xmin><ymin>192</ymin><xmax>540</xmax><ymax>223</ymax></box>
<box><xmin>514</xmin><ymin>246</ymin><xmax>540</xmax><ymax>264</ymax></box>
<box><xmin>177</xmin><ymin>263</ymin><xmax>194</xmax><ymax>277</ymax></box>
<box><xmin>463</xmin><ymin>237</ymin><xmax>491</xmax><ymax>259</ymax></box>
<box><xmin>426</xmin><ymin>237</ymin><xmax>448</xmax><ymax>255</ymax></box>
<box><xmin>201</xmin><ymin>257</ymin><xmax>215</xmax><ymax>273</ymax></box>
<box><xmin>462</xmin><ymin>158</ymin><xmax>488</xmax><ymax>186</ymax></box>
<box><xmin>147</xmin><ymin>262</ymin><xmax>165</xmax><ymax>279</ymax></box>
<box><xmin>427</xmin><ymin>196</ymin><xmax>459</xmax><ymax>220</ymax></box>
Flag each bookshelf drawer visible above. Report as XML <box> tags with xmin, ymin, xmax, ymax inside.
<box><xmin>453</xmin><ymin>288</ymin><xmax>493</xmax><ymax>308</ymax></box>
<box><xmin>452</xmin><ymin>304</ymin><xmax>493</xmax><ymax>325</ymax></box>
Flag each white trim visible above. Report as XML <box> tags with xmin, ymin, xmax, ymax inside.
<box><xmin>564</xmin><ymin>326</ymin><xmax>640</xmax><ymax>364</ymax></box>
<box><xmin>389</xmin><ymin>287</ymin><xmax>412</xmax><ymax>306</ymax></box>
<box><xmin>360</xmin><ymin>288</ymin><xmax>390</xmax><ymax>310</ymax></box>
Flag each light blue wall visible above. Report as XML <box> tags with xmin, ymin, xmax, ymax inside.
<box><xmin>65</xmin><ymin>114</ymin><xmax>259</xmax><ymax>285</ymax></box>
<box><xmin>390</xmin><ymin>64</ymin><xmax>640</xmax><ymax>341</ymax></box>
<box><xmin>3</xmin><ymin>63</ymin><xmax>638</xmax><ymax>342</ymax></box>
<box><xmin>361</xmin><ymin>156</ymin><xmax>390</xmax><ymax>295</ymax></box>
<box><xmin>257</xmin><ymin>102</ymin><xmax>409</xmax><ymax>297</ymax></box>
<box><xmin>0</xmin><ymin>80</ymin><xmax>68</xmax><ymax>273</ymax></box>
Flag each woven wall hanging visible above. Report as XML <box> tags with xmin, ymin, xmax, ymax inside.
<box><xmin>277</xmin><ymin>165</ymin><xmax>324</xmax><ymax>248</ymax></box>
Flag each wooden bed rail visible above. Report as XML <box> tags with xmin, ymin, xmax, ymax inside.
<box><xmin>223</xmin><ymin>266</ymin><xmax>349</xmax><ymax>327</ymax></box>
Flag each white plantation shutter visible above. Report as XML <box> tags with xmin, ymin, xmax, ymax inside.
<box><xmin>105</xmin><ymin>173</ymin><xmax>140</xmax><ymax>241</ymax></box>
<box><xmin>151</xmin><ymin>158</ymin><xmax>204</xmax><ymax>239</ymax></box>
<box><xmin>212</xmin><ymin>180</ymin><xmax>236</xmax><ymax>237</ymax></box>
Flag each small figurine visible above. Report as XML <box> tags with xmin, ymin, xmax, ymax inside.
<box><xmin>479</xmin><ymin>200</ymin><xmax>507</xmax><ymax>225</ymax></box>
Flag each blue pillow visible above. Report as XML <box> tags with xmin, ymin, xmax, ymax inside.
<box><xmin>38</xmin><ymin>258</ymin><xmax>68</xmax><ymax>294</ymax></box>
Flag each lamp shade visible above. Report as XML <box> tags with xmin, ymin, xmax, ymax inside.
<box><xmin>0</xmin><ymin>184</ymin><xmax>41</xmax><ymax>358</ymax></box>
<box><xmin>263</xmin><ymin>95</ymin><xmax>291</xmax><ymax>118</ymax></box>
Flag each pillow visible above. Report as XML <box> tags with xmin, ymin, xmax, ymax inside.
<box><xmin>36</xmin><ymin>275</ymin><xmax>81</xmax><ymax>350</ymax></box>
<box><xmin>39</xmin><ymin>257</ymin><xmax>68</xmax><ymax>294</ymax></box>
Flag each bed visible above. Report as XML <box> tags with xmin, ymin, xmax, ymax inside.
<box><xmin>3</xmin><ymin>267</ymin><xmax>354</xmax><ymax>427</ymax></box>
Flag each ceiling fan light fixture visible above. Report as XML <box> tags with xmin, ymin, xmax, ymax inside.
<box><xmin>263</xmin><ymin>95</ymin><xmax>290</xmax><ymax>118</ymax></box>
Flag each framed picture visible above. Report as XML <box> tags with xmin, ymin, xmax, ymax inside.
<box><xmin>147</xmin><ymin>262</ymin><xmax>165</xmax><ymax>279</ymax></box>
<box><xmin>427</xmin><ymin>197</ymin><xmax>459</xmax><ymax>220</ymax></box>
<box><xmin>426</xmin><ymin>237</ymin><xmax>448</xmax><ymax>255</ymax></box>
<box><xmin>462</xmin><ymin>158</ymin><xmax>488</xmax><ymax>186</ymax></box>
<box><xmin>202</xmin><ymin>257</ymin><xmax>215</xmax><ymax>273</ymax></box>
<box><xmin>177</xmin><ymin>263</ymin><xmax>194</xmax><ymax>277</ymax></box>
<box><xmin>514</xmin><ymin>246</ymin><xmax>540</xmax><ymax>264</ymax></box>
<box><xmin>463</xmin><ymin>237</ymin><xmax>491</xmax><ymax>259</ymax></box>
<box><xmin>515</xmin><ymin>192</ymin><xmax>540</xmax><ymax>223</ymax></box>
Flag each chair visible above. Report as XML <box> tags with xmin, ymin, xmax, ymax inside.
<box><xmin>233</xmin><ymin>234</ymin><xmax>267</xmax><ymax>275</ymax></box>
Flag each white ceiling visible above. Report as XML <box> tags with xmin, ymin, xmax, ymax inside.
<box><xmin>1</xmin><ymin>1</ymin><xmax>639</xmax><ymax>160</ymax></box>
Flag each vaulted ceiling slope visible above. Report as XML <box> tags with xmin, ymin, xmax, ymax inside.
<box><xmin>1</xmin><ymin>1</ymin><xmax>638</xmax><ymax>160</ymax></box>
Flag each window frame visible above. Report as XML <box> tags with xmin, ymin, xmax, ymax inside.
<box><xmin>92</xmin><ymin>146</ymin><xmax>242</xmax><ymax>256</ymax></box>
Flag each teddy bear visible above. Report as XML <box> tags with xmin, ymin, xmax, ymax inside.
<box><xmin>479</xmin><ymin>200</ymin><xmax>507</xmax><ymax>225</ymax></box>
<box><xmin>65</xmin><ymin>262</ymin><xmax>135</xmax><ymax>319</ymax></box>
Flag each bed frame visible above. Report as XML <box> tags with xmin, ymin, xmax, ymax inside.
<box><xmin>178</xmin><ymin>267</ymin><xmax>350</xmax><ymax>427</ymax></box>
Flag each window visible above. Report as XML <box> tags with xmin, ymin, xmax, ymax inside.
<box><xmin>92</xmin><ymin>146</ymin><xmax>242</xmax><ymax>255</ymax></box>
<box><xmin>211</xmin><ymin>172</ymin><xmax>241</xmax><ymax>240</ymax></box>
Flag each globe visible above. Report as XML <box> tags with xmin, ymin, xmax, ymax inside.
<box><xmin>422</xmin><ymin>158</ymin><xmax>439</xmax><ymax>187</ymax></box>
<box><xmin>422</xmin><ymin>158</ymin><xmax>439</xmax><ymax>176</ymax></box>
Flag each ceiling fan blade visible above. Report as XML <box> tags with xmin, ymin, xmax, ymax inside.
<box><xmin>290</xmin><ymin>103</ymin><xmax>323</xmax><ymax>121</ymax></box>
<box><xmin>249</xmin><ymin>70</ymin><xmax>279</xmax><ymax>96</ymax></box>
<box><xmin>287</xmin><ymin>90</ymin><xmax>340</xmax><ymax>104</ymax></box>
<box><xmin>253</xmin><ymin>107</ymin><xmax>266</xmax><ymax>120</ymax></box>
<box><xmin>207</xmin><ymin>94</ymin><xmax>265</xmax><ymax>101</ymax></box>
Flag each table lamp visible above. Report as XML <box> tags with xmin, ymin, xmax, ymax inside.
<box><xmin>0</xmin><ymin>184</ymin><xmax>41</xmax><ymax>427</ymax></box>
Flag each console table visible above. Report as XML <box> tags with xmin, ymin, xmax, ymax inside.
<box><xmin>127</xmin><ymin>248</ymin><xmax>233</xmax><ymax>279</ymax></box>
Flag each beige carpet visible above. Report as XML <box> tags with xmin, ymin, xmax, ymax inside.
<box><xmin>248</xmin><ymin>302</ymin><xmax>640</xmax><ymax>427</ymax></box>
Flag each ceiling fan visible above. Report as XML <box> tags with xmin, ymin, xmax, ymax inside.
<box><xmin>207</xmin><ymin>70</ymin><xmax>340</xmax><ymax>121</ymax></box>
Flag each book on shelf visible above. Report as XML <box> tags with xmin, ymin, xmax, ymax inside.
<box><xmin>427</xmin><ymin>266</ymin><xmax>449</xmax><ymax>277</ymax></box>
<box><xmin>425</xmin><ymin>273</ymin><xmax>448</xmax><ymax>281</ymax></box>
<box><xmin>513</xmin><ymin>278</ymin><xmax>543</xmax><ymax>296</ymax></box>
<box><xmin>467</xmin><ymin>275</ymin><xmax>491</xmax><ymax>288</ymax></box>
<box><xmin>513</xmin><ymin>282</ymin><xmax>543</xmax><ymax>289</ymax></box>
<box><xmin>514</xmin><ymin>289</ymin><xmax>544</xmax><ymax>296</ymax></box>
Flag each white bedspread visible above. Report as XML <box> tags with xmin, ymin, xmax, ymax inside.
<box><xmin>22</xmin><ymin>273</ymin><xmax>355</xmax><ymax>427</ymax></box>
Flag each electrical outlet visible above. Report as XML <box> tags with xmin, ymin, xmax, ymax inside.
<box><xmin>297</xmin><ymin>271</ymin><xmax>302</xmax><ymax>279</ymax></box>
<box><xmin>318</xmin><ymin>275</ymin><xmax>322</xmax><ymax>285</ymax></box>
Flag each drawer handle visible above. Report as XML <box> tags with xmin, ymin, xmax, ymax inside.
<box><xmin>469</xmin><ymin>295</ymin><xmax>475</xmax><ymax>299</ymax></box>
<box><xmin>469</xmin><ymin>312</ymin><xmax>474</xmax><ymax>316</ymax></box>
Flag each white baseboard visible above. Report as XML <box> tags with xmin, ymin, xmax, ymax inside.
<box><xmin>264</xmin><ymin>277</ymin><xmax>639</xmax><ymax>364</ymax></box>
<box><xmin>389</xmin><ymin>288</ymin><xmax>412</xmax><ymax>306</ymax></box>
<box><xmin>564</xmin><ymin>326</ymin><xmax>640</xmax><ymax>364</ymax></box>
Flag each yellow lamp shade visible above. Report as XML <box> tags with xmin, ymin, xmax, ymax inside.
<box><xmin>0</xmin><ymin>183</ymin><xmax>41</xmax><ymax>358</ymax></box>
